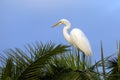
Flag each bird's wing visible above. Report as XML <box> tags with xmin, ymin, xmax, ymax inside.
<box><xmin>70</xmin><ymin>28</ymin><xmax>92</xmax><ymax>56</ymax></box>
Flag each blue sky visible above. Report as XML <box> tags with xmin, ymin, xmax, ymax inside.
<box><xmin>0</xmin><ymin>0</ymin><xmax>120</xmax><ymax>61</ymax></box>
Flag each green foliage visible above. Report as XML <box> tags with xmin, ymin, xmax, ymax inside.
<box><xmin>106</xmin><ymin>41</ymin><xmax>120</xmax><ymax>80</ymax></box>
<box><xmin>1</xmin><ymin>58</ymin><xmax>13</xmax><ymax>80</ymax></box>
<box><xmin>100</xmin><ymin>41</ymin><xmax>107</xmax><ymax>80</ymax></box>
<box><xmin>0</xmin><ymin>41</ymin><xmax>120</xmax><ymax>80</ymax></box>
<box><xmin>0</xmin><ymin>42</ymin><xmax>69</xmax><ymax>80</ymax></box>
<box><xmin>37</xmin><ymin>49</ymin><xmax>99</xmax><ymax>80</ymax></box>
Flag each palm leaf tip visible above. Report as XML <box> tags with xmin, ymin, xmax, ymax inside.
<box><xmin>17</xmin><ymin>43</ymin><xmax>69</xmax><ymax>80</ymax></box>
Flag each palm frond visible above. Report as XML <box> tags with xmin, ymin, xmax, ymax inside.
<box><xmin>100</xmin><ymin>41</ymin><xmax>107</xmax><ymax>80</ymax></box>
<box><xmin>17</xmin><ymin>43</ymin><xmax>69</xmax><ymax>80</ymax></box>
<box><xmin>0</xmin><ymin>58</ymin><xmax>14</xmax><ymax>80</ymax></box>
<box><xmin>39</xmin><ymin>48</ymin><xmax>99</xmax><ymax>80</ymax></box>
<box><xmin>106</xmin><ymin>41</ymin><xmax>120</xmax><ymax>80</ymax></box>
<box><xmin>0</xmin><ymin>42</ymin><xmax>69</xmax><ymax>80</ymax></box>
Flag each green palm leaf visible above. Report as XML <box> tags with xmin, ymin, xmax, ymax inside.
<box><xmin>0</xmin><ymin>42</ymin><xmax>69</xmax><ymax>80</ymax></box>
<box><xmin>39</xmin><ymin>48</ymin><xmax>99</xmax><ymax>80</ymax></box>
<box><xmin>17</xmin><ymin>44</ymin><xmax>69</xmax><ymax>80</ymax></box>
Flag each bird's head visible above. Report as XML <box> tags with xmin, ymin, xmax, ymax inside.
<box><xmin>52</xmin><ymin>19</ymin><xmax>70</xmax><ymax>28</ymax></box>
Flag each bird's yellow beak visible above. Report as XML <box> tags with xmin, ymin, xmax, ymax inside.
<box><xmin>52</xmin><ymin>21</ymin><xmax>62</xmax><ymax>28</ymax></box>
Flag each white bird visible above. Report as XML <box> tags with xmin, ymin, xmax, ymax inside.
<box><xmin>52</xmin><ymin>19</ymin><xmax>92</xmax><ymax>56</ymax></box>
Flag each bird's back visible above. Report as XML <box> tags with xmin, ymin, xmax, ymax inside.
<box><xmin>70</xmin><ymin>28</ymin><xmax>92</xmax><ymax>56</ymax></box>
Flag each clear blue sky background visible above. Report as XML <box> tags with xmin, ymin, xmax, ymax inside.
<box><xmin>0</xmin><ymin>0</ymin><xmax>120</xmax><ymax>61</ymax></box>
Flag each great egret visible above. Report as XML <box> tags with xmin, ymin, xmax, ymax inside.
<box><xmin>52</xmin><ymin>19</ymin><xmax>92</xmax><ymax>56</ymax></box>
<box><xmin>52</xmin><ymin>19</ymin><xmax>92</xmax><ymax>70</ymax></box>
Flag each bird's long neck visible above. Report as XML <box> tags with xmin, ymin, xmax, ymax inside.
<box><xmin>63</xmin><ymin>23</ymin><xmax>72</xmax><ymax>44</ymax></box>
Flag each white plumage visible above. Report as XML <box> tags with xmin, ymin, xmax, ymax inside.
<box><xmin>52</xmin><ymin>19</ymin><xmax>92</xmax><ymax>56</ymax></box>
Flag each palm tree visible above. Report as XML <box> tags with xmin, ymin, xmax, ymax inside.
<box><xmin>39</xmin><ymin>49</ymin><xmax>100</xmax><ymax>80</ymax></box>
<box><xmin>0</xmin><ymin>41</ymin><xmax>104</xmax><ymax>80</ymax></box>
<box><xmin>0</xmin><ymin>42</ymin><xmax>69</xmax><ymax>80</ymax></box>
<box><xmin>106</xmin><ymin>42</ymin><xmax>120</xmax><ymax>80</ymax></box>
